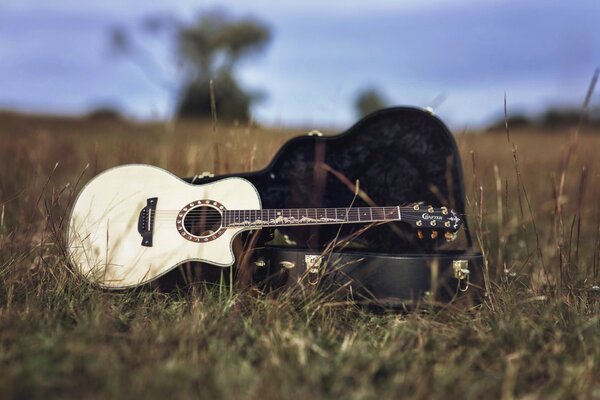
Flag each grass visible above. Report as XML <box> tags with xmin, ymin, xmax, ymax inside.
<box><xmin>0</xmin><ymin>110</ymin><xmax>599</xmax><ymax>399</ymax></box>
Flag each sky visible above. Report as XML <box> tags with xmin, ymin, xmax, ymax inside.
<box><xmin>0</xmin><ymin>0</ymin><xmax>599</xmax><ymax>129</ymax></box>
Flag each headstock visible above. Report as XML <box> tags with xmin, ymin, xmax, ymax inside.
<box><xmin>403</xmin><ymin>203</ymin><xmax>462</xmax><ymax>242</ymax></box>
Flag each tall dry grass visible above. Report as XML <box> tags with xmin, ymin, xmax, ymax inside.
<box><xmin>0</xmin><ymin>110</ymin><xmax>598</xmax><ymax>399</ymax></box>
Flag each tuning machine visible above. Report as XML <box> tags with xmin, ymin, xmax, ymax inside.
<box><xmin>445</xmin><ymin>231</ymin><xmax>458</xmax><ymax>242</ymax></box>
<box><xmin>417</xmin><ymin>230</ymin><xmax>424</xmax><ymax>240</ymax></box>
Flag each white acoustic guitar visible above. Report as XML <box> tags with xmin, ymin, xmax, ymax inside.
<box><xmin>67</xmin><ymin>164</ymin><xmax>462</xmax><ymax>289</ymax></box>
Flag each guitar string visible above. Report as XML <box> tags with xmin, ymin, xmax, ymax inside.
<box><xmin>151</xmin><ymin>210</ymin><xmax>460</xmax><ymax>219</ymax></box>
<box><xmin>151</xmin><ymin>210</ymin><xmax>463</xmax><ymax>219</ymax></box>
<box><xmin>151</xmin><ymin>215</ymin><xmax>457</xmax><ymax>226</ymax></box>
<box><xmin>153</xmin><ymin>213</ymin><xmax>445</xmax><ymax>220</ymax></box>
<box><xmin>149</xmin><ymin>207</ymin><xmax>461</xmax><ymax>227</ymax></box>
<box><xmin>155</xmin><ymin>206</ymin><xmax>452</xmax><ymax>214</ymax></box>
<box><xmin>152</xmin><ymin>212</ymin><xmax>461</xmax><ymax>222</ymax></box>
<box><xmin>152</xmin><ymin>214</ymin><xmax>457</xmax><ymax>223</ymax></box>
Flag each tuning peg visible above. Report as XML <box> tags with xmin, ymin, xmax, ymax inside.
<box><xmin>417</xmin><ymin>230</ymin><xmax>424</xmax><ymax>240</ymax></box>
<box><xmin>441</xmin><ymin>206</ymin><xmax>448</xmax><ymax>215</ymax></box>
<box><xmin>445</xmin><ymin>232</ymin><xmax>457</xmax><ymax>242</ymax></box>
<box><xmin>430</xmin><ymin>230</ymin><xmax>438</xmax><ymax>239</ymax></box>
<box><xmin>416</xmin><ymin>220</ymin><xmax>423</xmax><ymax>227</ymax></box>
<box><xmin>427</xmin><ymin>205</ymin><xmax>434</xmax><ymax>213</ymax></box>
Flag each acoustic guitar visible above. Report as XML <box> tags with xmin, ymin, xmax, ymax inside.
<box><xmin>67</xmin><ymin>164</ymin><xmax>462</xmax><ymax>289</ymax></box>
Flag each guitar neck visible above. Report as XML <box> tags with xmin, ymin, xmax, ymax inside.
<box><xmin>224</xmin><ymin>206</ymin><xmax>406</xmax><ymax>228</ymax></box>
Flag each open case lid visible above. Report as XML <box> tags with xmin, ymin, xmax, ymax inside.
<box><xmin>187</xmin><ymin>106</ymin><xmax>474</xmax><ymax>254</ymax></box>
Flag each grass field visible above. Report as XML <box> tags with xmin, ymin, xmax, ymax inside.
<box><xmin>0</xmin><ymin>110</ymin><xmax>599</xmax><ymax>399</ymax></box>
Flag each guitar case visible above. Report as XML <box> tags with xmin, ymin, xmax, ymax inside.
<box><xmin>183</xmin><ymin>107</ymin><xmax>485</xmax><ymax>308</ymax></box>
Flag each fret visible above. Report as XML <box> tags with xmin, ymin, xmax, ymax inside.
<box><xmin>372</xmin><ymin>207</ymin><xmax>385</xmax><ymax>221</ymax></box>
<box><xmin>325</xmin><ymin>209</ymin><xmax>333</xmax><ymax>220</ymax></box>
<box><xmin>357</xmin><ymin>207</ymin><xmax>369</xmax><ymax>222</ymax></box>
<box><xmin>347</xmin><ymin>208</ymin><xmax>357</xmax><ymax>222</ymax></box>
<box><xmin>339</xmin><ymin>208</ymin><xmax>347</xmax><ymax>221</ymax></box>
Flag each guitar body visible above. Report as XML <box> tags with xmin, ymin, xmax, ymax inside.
<box><xmin>68</xmin><ymin>165</ymin><xmax>260</xmax><ymax>289</ymax></box>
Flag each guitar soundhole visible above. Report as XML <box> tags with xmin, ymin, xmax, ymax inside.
<box><xmin>183</xmin><ymin>206</ymin><xmax>222</xmax><ymax>237</ymax></box>
<box><xmin>176</xmin><ymin>200</ymin><xmax>227</xmax><ymax>243</ymax></box>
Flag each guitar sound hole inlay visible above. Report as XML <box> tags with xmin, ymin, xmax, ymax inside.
<box><xmin>176</xmin><ymin>200</ymin><xmax>227</xmax><ymax>243</ymax></box>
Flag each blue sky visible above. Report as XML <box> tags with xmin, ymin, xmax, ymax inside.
<box><xmin>0</xmin><ymin>0</ymin><xmax>599</xmax><ymax>129</ymax></box>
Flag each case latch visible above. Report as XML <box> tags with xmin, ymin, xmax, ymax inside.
<box><xmin>452</xmin><ymin>259</ymin><xmax>470</xmax><ymax>292</ymax></box>
<box><xmin>305</xmin><ymin>255</ymin><xmax>323</xmax><ymax>285</ymax></box>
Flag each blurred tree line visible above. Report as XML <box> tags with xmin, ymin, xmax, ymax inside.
<box><xmin>488</xmin><ymin>107</ymin><xmax>600</xmax><ymax>131</ymax></box>
<box><xmin>111</xmin><ymin>9</ymin><xmax>270</xmax><ymax>121</ymax></box>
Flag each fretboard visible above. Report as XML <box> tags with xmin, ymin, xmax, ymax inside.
<box><xmin>223</xmin><ymin>207</ymin><xmax>402</xmax><ymax>228</ymax></box>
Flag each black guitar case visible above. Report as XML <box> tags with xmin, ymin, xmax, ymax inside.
<box><xmin>183</xmin><ymin>107</ymin><xmax>485</xmax><ymax>308</ymax></box>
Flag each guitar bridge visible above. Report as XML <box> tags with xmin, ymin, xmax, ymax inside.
<box><xmin>138</xmin><ymin>197</ymin><xmax>158</xmax><ymax>247</ymax></box>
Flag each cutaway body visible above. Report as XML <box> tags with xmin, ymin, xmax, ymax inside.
<box><xmin>68</xmin><ymin>165</ymin><xmax>260</xmax><ymax>289</ymax></box>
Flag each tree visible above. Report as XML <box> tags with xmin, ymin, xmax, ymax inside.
<box><xmin>354</xmin><ymin>87</ymin><xmax>388</xmax><ymax>118</ymax></box>
<box><xmin>175</xmin><ymin>10</ymin><xmax>270</xmax><ymax>120</ymax></box>
<box><xmin>109</xmin><ymin>9</ymin><xmax>271</xmax><ymax>121</ymax></box>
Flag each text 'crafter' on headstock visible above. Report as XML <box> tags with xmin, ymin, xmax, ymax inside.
<box><xmin>403</xmin><ymin>203</ymin><xmax>462</xmax><ymax>242</ymax></box>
